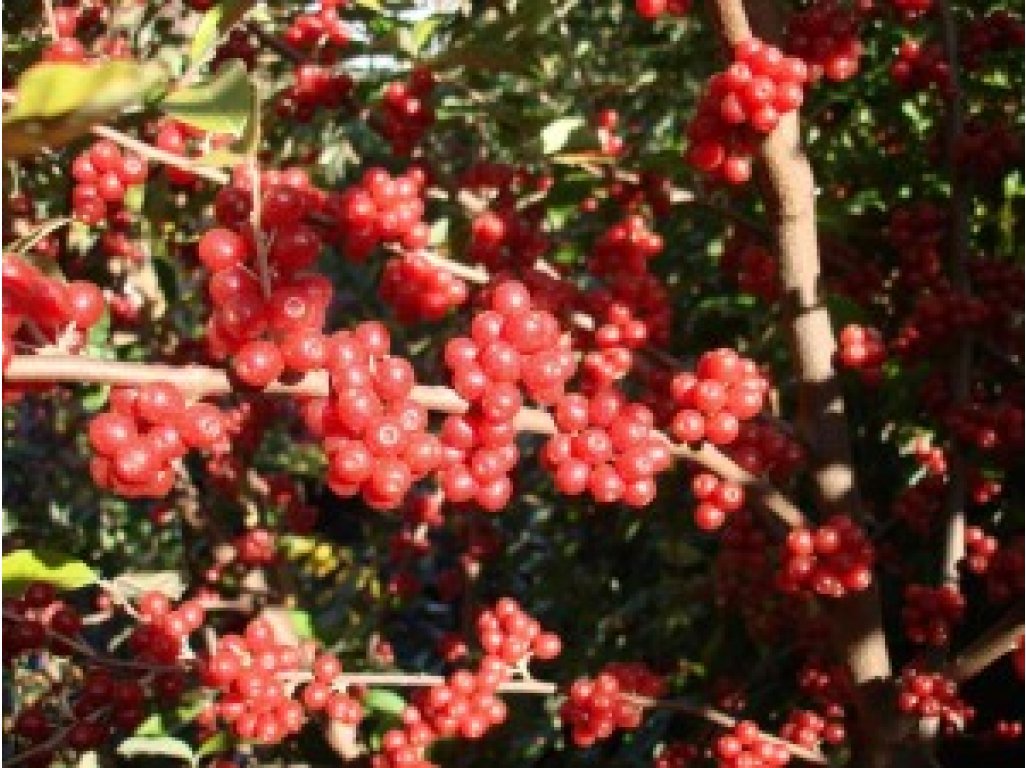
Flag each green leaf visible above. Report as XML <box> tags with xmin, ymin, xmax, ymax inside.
<box><xmin>289</xmin><ymin>609</ymin><xmax>316</xmax><ymax>640</ymax></box>
<box><xmin>117</xmin><ymin>736</ymin><xmax>194</xmax><ymax>763</ymax></box>
<box><xmin>161</xmin><ymin>60</ymin><xmax>253</xmax><ymax>137</ymax></box>
<box><xmin>190</xmin><ymin>0</ymin><xmax>253</xmax><ymax>67</ymax></box>
<box><xmin>80</xmin><ymin>384</ymin><xmax>111</xmax><ymax>413</ymax></box>
<box><xmin>196</xmin><ymin>732</ymin><xmax>231</xmax><ymax>760</ymax></box>
<box><xmin>363</xmin><ymin>689</ymin><xmax>407</xmax><ymax>717</ymax></box>
<box><xmin>540</xmin><ymin>117</ymin><xmax>585</xmax><ymax>155</ymax></box>
<box><xmin>353</xmin><ymin>0</ymin><xmax>383</xmax><ymax>11</ymax></box>
<box><xmin>2</xmin><ymin>550</ymin><xmax>97</xmax><ymax>596</ymax></box>
<box><xmin>409</xmin><ymin>17</ymin><xmax>442</xmax><ymax>56</ymax></box>
<box><xmin>3</xmin><ymin>61</ymin><xmax>168</xmax><ymax>156</ymax></box>
<box><xmin>133</xmin><ymin>712</ymin><xmax>170</xmax><ymax>738</ymax></box>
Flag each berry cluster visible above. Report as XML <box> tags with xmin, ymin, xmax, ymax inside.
<box><xmin>654</xmin><ymin>742</ymin><xmax>700</xmax><ymax>768</ymax></box>
<box><xmin>316</xmin><ymin>323</ymin><xmax>441</xmax><ymax>510</ymax></box>
<box><xmin>277</xmin><ymin>64</ymin><xmax>354</xmax><ymax>122</ymax></box>
<box><xmin>897</xmin><ymin>668</ymin><xmax>974</xmax><ymax>732</ymax></box>
<box><xmin>330</xmin><ymin>167</ymin><xmax>429</xmax><ymax>261</ymax></box>
<box><xmin>70</xmin><ymin>140</ymin><xmax>147</xmax><ymax>225</ymax></box>
<box><xmin>723</xmin><ymin>421</ymin><xmax>806</xmax><ymax>480</ymax></box>
<box><xmin>691</xmin><ymin>471</ymin><xmax>745</xmax><ymax>531</ymax></box>
<box><xmin>889</xmin><ymin>0</ymin><xmax>934</xmax><ymax>23</ymax></box>
<box><xmin>375</xmin><ymin>600</ymin><xmax>560</xmax><ymax>767</ymax></box>
<box><xmin>4</xmin><ymin>581</ymin><xmax>83</xmax><ymax>661</ymax></box>
<box><xmin>901</xmin><ymin>584</ymin><xmax>965</xmax><ymax>646</ymax></box>
<box><xmin>890</xmin><ymin>40</ymin><xmax>951</xmax><ymax>95</ymax></box>
<box><xmin>300</xmin><ymin>655</ymin><xmax>363</xmax><ymax>727</ymax></box>
<box><xmin>560</xmin><ymin>662</ymin><xmax>666</xmax><ymax>747</ymax></box>
<box><xmin>129</xmin><ymin>590</ymin><xmax>206</xmax><ymax>666</ymax></box>
<box><xmin>2</xmin><ymin>254</ymin><xmax>105</xmax><ymax>360</ymax></box>
<box><xmin>720</xmin><ymin>234</ymin><xmax>779</xmax><ymax>302</ymax></box>
<box><xmin>670</xmin><ymin>348</ymin><xmax>769</xmax><ymax>447</ymax></box>
<box><xmin>964</xmin><ymin>525</ymin><xmax>999</xmax><ymax>575</ymax></box>
<box><xmin>785</xmin><ymin>0</ymin><xmax>862</xmax><ymax>82</ymax></box>
<box><xmin>88</xmin><ymin>384</ymin><xmax>228</xmax><ymax>498</ymax></box>
<box><xmin>981</xmin><ymin>537</ymin><xmax>1024</xmax><ymax>604</ymax></box>
<box><xmin>200</xmin><ymin>175</ymin><xmax>334</xmax><ymax>385</ymax></box>
<box><xmin>439</xmin><ymin>282</ymin><xmax>574</xmax><ymax>510</ymax></box>
<box><xmin>582</xmin><ymin>301</ymin><xmax>650</xmax><ymax>384</ymax></box>
<box><xmin>235</xmin><ymin>527</ymin><xmax>279</xmax><ymax>566</ymax></box>
<box><xmin>837</xmin><ymin>324</ymin><xmax>887</xmax><ymax>384</ymax></box>
<box><xmin>954</xmin><ymin>120</ymin><xmax>1024</xmax><ymax>182</ymax></box>
<box><xmin>892</xmin><ymin>475</ymin><xmax>944</xmax><ymax>534</ymax></box>
<box><xmin>960</xmin><ymin>11</ymin><xmax>1025</xmax><ymax>70</ymax></box>
<box><xmin>779</xmin><ymin>708</ymin><xmax>846</xmax><ymax>751</ymax></box>
<box><xmin>715</xmin><ymin>721</ymin><xmax>791</xmax><ymax>768</ymax></box>
<box><xmin>379</xmin><ymin>252</ymin><xmax>469</xmax><ymax>323</ymax></box>
<box><xmin>687</xmin><ymin>39</ymin><xmax>808</xmax><ymax>184</ymax></box>
<box><xmin>594</xmin><ymin>108</ymin><xmax>625</xmax><ymax>156</ymax></box>
<box><xmin>153</xmin><ymin>120</ymin><xmax>221</xmax><ymax>187</ymax></box>
<box><xmin>467</xmin><ymin>207</ymin><xmax>551</xmax><ymax>272</ymax></box>
<box><xmin>375</xmin><ymin>68</ymin><xmax>437</xmax><ymax>156</ymax></box>
<box><xmin>797</xmin><ymin>659</ymin><xmax>854</xmax><ymax>711</ymax></box>
<box><xmin>589</xmin><ymin>215</ymin><xmax>664</xmax><ymax>280</ymax></box>
<box><xmin>635</xmin><ymin>0</ymin><xmax>691</xmax><ymax>19</ymax></box>
<box><xmin>542</xmin><ymin>390</ymin><xmax>671</xmax><ymax>508</ymax></box>
<box><xmin>476</xmin><ymin>597</ymin><xmax>562</xmax><ymax>664</ymax></box>
<box><xmin>201</xmin><ymin>618</ymin><xmax>312</xmax><ymax>743</ymax></box>
<box><xmin>778</xmin><ymin>517</ymin><xmax>875</xmax><ymax>598</ymax></box>
<box><xmin>283</xmin><ymin>0</ymin><xmax>349</xmax><ymax>55</ymax></box>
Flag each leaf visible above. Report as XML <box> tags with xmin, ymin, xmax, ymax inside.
<box><xmin>540</xmin><ymin>117</ymin><xmax>585</xmax><ymax>155</ymax></box>
<box><xmin>190</xmin><ymin>0</ymin><xmax>253</xmax><ymax>67</ymax></box>
<box><xmin>363</xmin><ymin>689</ymin><xmax>407</xmax><ymax>717</ymax></box>
<box><xmin>409</xmin><ymin>17</ymin><xmax>442</xmax><ymax>56</ymax></box>
<box><xmin>117</xmin><ymin>736</ymin><xmax>194</xmax><ymax>763</ymax></box>
<box><xmin>80</xmin><ymin>384</ymin><xmax>111</xmax><ymax>413</ymax></box>
<box><xmin>161</xmin><ymin>60</ymin><xmax>253</xmax><ymax>137</ymax></box>
<box><xmin>2</xmin><ymin>550</ymin><xmax>96</xmax><ymax>596</ymax></box>
<box><xmin>352</xmin><ymin>0</ymin><xmax>383</xmax><ymax>11</ymax></box>
<box><xmin>3</xmin><ymin>61</ymin><xmax>168</xmax><ymax>157</ymax></box>
<box><xmin>196</xmin><ymin>732</ymin><xmax>230</xmax><ymax>760</ymax></box>
<box><xmin>289</xmin><ymin>609</ymin><xmax>316</xmax><ymax>640</ymax></box>
<box><xmin>133</xmin><ymin>712</ymin><xmax>170</xmax><ymax>738</ymax></box>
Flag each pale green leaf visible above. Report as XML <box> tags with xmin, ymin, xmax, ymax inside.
<box><xmin>2</xmin><ymin>550</ymin><xmax>97</xmax><ymax>596</ymax></box>
<box><xmin>117</xmin><ymin>736</ymin><xmax>194</xmax><ymax>763</ymax></box>
<box><xmin>161</xmin><ymin>60</ymin><xmax>253</xmax><ymax>136</ymax></box>
<box><xmin>540</xmin><ymin>117</ymin><xmax>585</xmax><ymax>155</ymax></box>
<box><xmin>190</xmin><ymin>0</ymin><xmax>254</xmax><ymax>67</ymax></box>
<box><xmin>363</xmin><ymin>688</ymin><xmax>407</xmax><ymax>716</ymax></box>
<box><xmin>3</xmin><ymin>62</ymin><xmax>168</xmax><ymax>156</ymax></box>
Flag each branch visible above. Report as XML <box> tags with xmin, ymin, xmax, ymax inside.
<box><xmin>708</xmin><ymin>0</ymin><xmax>889</xmax><ymax>678</ymax></box>
<box><xmin>948</xmin><ymin>608</ymin><xmax>1024</xmax><ymax>684</ymax></box>
<box><xmin>2</xmin><ymin>609</ymin><xmax>184</xmax><ymax>673</ymax></box>
<box><xmin>3</xmin><ymin>707</ymin><xmax>111</xmax><ymax>768</ymax></box>
<box><xmin>936</xmin><ymin>0</ymin><xmax>972</xmax><ymax>586</ymax></box>
<box><xmin>4</xmin><ymin>353</ymin><xmax>808</xmax><ymax>529</ymax></box>
<box><xmin>283</xmin><ymin>672</ymin><xmax>826</xmax><ymax>764</ymax></box>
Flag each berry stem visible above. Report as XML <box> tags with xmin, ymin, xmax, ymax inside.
<box><xmin>2</xmin><ymin>707</ymin><xmax>112</xmax><ymax>768</ymax></box>
<box><xmin>2</xmin><ymin>609</ymin><xmax>183</xmax><ymax>673</ymax></box>
<box><xmin>4</xmin><ymin>353</ymin><xmax>808</xmax><ymax>529</ymax></box>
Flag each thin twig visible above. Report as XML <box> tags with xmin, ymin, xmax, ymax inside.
<box><xmin>936</xmin><ymin>0</ymin><xmax>972</xmax><ymax>586</ymax></box>
<box><xmin>948</xmin><ymin>608</ymin><xmax>1024</xmax><ymax>684</ymax></box>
